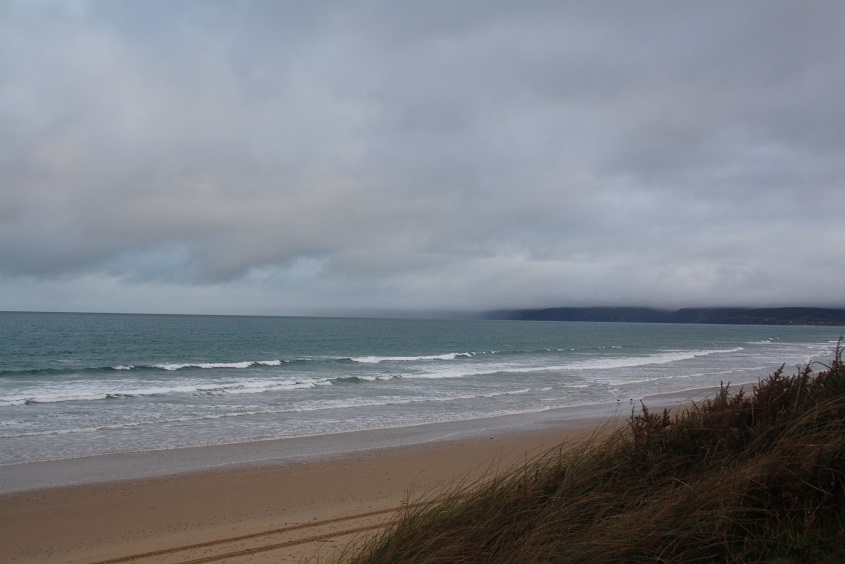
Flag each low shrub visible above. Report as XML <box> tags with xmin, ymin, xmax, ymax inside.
<box><xmin>343</xmin><ymin>342</ymin><xmax>845</xmax><ymax>563</ymax></box>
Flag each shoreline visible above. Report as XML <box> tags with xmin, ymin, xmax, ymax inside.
<box><xmin>0</xmin><ymin>387</ymin><xmax>748</xmax><ymax>563</ymax></box>
<box><xmin>0</xmin><ymin>401</ymin><xmax>626</xmax><ymax>495</ymax></box>
<box><xmin>0</xmin><ymin>383</ymin><xmax>741</xmax><ymax>495</ymax></box>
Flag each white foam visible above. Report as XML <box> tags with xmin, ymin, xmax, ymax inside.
<box><xmin>0</xmin><ymin>374</ymin><xmax>329</xmax><ymax>405</ymax></box>
<box><xmin>0</xmin><ymin>399</ymin><xmax>27</xmax><ymax>406</ymax></box>
<box><xmin>350</xmin><ymin>352</ymin><xmax>472</xmax><ymax>363</ymax></box>
<box><xmin>0</xmin><ymin>348</ymin><xmax>749</xmax><ymax>406</ymax></box>
<box><xmin>25</xmin><ymin>393</ymin><xmax>110</xmax><ymax>404</ymax></box>
<box><xmin>0</xmin><ymin>407</ymin><xmax>291</xmax><ymax>440</ymax></box>
<box><xmin>558</xmin><ymin>347</ymin><xmax>744</xmax><ymax>371</ymax></box>
<box><xmin>153</xmin><ymin>360</ymin><xmax>281</xmax><ymax>371</ymax></box>
<box><xmin>226</xmin><ymin>379</ymin><xmax>323</xmax><ymax>394</ymax></box>
<box><xmin>336</xmin><ymin>375</ymin><xmax>397</xmax><ymax>382</ymax></box>
<box><xmin>400</xmin><ymin>348</ymin><xmax>745</xmax><ymax>381</ymax></box>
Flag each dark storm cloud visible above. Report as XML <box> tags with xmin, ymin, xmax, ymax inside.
<box><xmin>1</xmin><ymin>1</ymin><xmax>844</xmax><ymax>314</ymax></box>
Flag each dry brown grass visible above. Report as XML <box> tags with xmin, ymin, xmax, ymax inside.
<box><xmin>341</xmin><ymin>341</ymin><xmax>845</xmax><ymax>563</ymax></box>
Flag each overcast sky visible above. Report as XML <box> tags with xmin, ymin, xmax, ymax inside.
<box><xmin>1</xmin><ymin>1</ymin><xmax>844</xmax><ymax>316</ymax></box>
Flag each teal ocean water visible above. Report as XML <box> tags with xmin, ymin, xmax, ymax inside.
<box><xmin>0</xmin><ymin>312</ymin><xmax>841</xmax><ymax>465</ymax></box>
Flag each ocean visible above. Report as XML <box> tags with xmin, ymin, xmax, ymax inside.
<box><xmin>0</xmin><ymin>312</ymin><xmax>841</xmax><ymax>467</ymax></box>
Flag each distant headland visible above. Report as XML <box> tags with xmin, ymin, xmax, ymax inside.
<box><xmin>479</xmin><ymin>307</ymin><xmax>845</xmax><ymax>326</ymax></box>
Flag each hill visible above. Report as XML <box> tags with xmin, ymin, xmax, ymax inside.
<box><xmin>481</xmin><ymin>306</ymin><xmax>845</xmax><ymax>325</ymax></box>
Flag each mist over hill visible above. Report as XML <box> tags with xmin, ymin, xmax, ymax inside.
<box><xmin>480</xmin><ymin>307</ymin><xmax>845</xmax><ymax>326</ymax></box>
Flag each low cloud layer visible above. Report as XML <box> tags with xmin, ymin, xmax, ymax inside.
<box><xmin>2</xmin><ymin>1</ymin><xmax>844</xmax><ymax>315</ymax></box>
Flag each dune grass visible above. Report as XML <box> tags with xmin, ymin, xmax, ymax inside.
<box><xmin>342</xmin><ymin>342</ymin><xmax>845</xmax><ymax>563</ymax></box>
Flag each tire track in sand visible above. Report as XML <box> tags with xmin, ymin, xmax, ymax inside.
<box><xmin>93</xmin><ymin>504</ymin><xmax>412</xmax><ymax>563</ymax></box>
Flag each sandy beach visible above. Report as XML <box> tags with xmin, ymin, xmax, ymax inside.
<box><xmin>0</xmin><ymin>418</ymin><xmax>616</xmax><ymax>562</ymax></box>
<box><xmin>0</xmin><ymin>389</ymin><xmax>729</xmax><ymax>563</ymax></box>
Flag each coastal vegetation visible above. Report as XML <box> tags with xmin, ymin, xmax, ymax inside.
<box><xmin>344</xmin><ymin>344</ymin><xmax>845</xmax><ymax>563</ymax></box>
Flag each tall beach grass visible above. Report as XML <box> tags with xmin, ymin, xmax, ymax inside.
<box><xmin>343</xmin><ymin>342</ymin><xmax>845</xmax><ymax>563</ymax></box>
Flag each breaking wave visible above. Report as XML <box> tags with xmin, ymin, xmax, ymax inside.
<box><xmin>349</xmin><ymin>352</ymin><xmax>473</xmax><ymax>363</ymax></box>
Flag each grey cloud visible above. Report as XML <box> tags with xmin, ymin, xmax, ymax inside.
<box><xmin>1</xmin><ymin>1</ymin><xmax>844</xmax><ymax>313</ymax></box>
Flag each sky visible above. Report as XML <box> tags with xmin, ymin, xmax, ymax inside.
<box><xmin>1</xmin><ymin>1</ymin><xmax>844</xmax><ymax>316</ymax></box>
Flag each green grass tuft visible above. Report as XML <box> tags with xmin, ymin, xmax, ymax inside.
<box><xmin>341</xmin><ymin>340</ymin><xmax>845</xmax><ymax>563</ymax></box>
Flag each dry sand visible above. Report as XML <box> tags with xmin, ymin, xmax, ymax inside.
<box><xmin>0</xmin><ymin>424</ymin><xmax>607</xmax><ymax>563</ymax></box>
